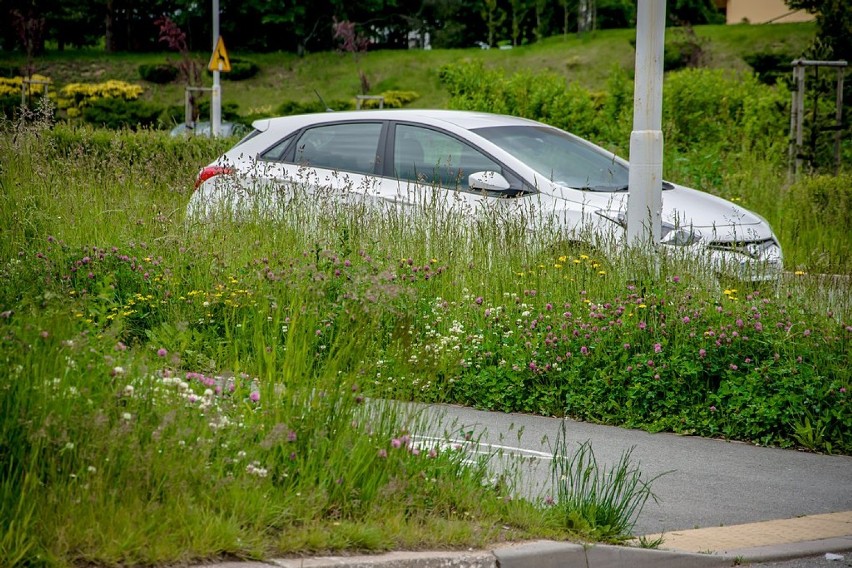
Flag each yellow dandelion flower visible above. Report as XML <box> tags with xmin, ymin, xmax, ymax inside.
<box><xmin>573</xmin><ymin>259</ymin><xmax>581</xmax><ymax>264</ymax></box>
<box><xmin>794</xmin><ymin>270</ymin><xmax>806</xmax><ymax>276</ymax></box>
<box><xmin>558</xmin><ymin>255</ymin><xmax>568</xmax><ymax>262</ymax></box>
<box><xmin>598</xmin><ymin>270</ymin><xmax>606</xmax><ymax>275</ymax></box>
<box><xmin>554</xmin><ymin>264</ymin><xmax>563</xmax><ymax>269</ymax></box>
<box><xmin>580</xmin><ymin>254</ymin><xmax>589</xmax><ymax>260</ymax></box>
<box><xmin>638</xmin><ymin>304</ymin><xmax>647</xmax><ymax>309</ymax></box>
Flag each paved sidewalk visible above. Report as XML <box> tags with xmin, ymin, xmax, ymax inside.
<box><xmin>641</xmin><ymin>511</ymin><xmax>852</xmax><ymax>557</ymax></box>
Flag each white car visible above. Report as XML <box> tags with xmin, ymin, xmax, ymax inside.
<box><xmin>188</xmin><ymin>109</ymin><xmax>783</xmax><ymax>280</ymax></box>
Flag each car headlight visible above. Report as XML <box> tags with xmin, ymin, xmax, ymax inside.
<box><xmin>661</xmin><ymin>222</ymin><xmax>702</xmax><ymax>246</ymax></box>
<box><xmin>595</xmin><ymin>211</ymin><xmax>701</xmax><ymax>247</ymax></box>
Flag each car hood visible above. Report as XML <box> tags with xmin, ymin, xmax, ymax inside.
<box><xmin>544</xmin><ymin>182</ymin><xmax>774</xmax><ymax>242</ymax></box>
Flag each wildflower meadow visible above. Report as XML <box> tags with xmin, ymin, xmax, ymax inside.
<box><xmin>1</xmin><ymin>97</ymin><xmax>849</xmax><ymax>566</ymax></box>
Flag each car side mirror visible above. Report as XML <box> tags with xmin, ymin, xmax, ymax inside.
<box><xmin>468</xmin><ymin>171</ymin><xmax>511</xmax><ymax>192</ymax></box>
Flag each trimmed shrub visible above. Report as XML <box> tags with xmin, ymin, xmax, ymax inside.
<box><xmin>275</xmin><ymin>99</ymin><xmax>353</xmax><ymax>116</ymax></box>
<box><xmin>80</xmin><ymin>98</ymin><xmax>165</xmax><ymax>130</ymax></box>
<box><xmin>360</xmin><ymin>90</ymin><xmax>420</xmax><ymax>109</ymax></box>
<box><xmin>57</xmin><ymin>80</ymin><xmax>144</xmax><ymax>118</ymax></box>
<box><xmin>207</xmin><ymin>57</ymin><xmax>260</xmax><ymax>81</ymax></box>
<box><xmin>138</xmin><ymin>63</ymin><xmax>179</xmax><ymax>84</ymax></box>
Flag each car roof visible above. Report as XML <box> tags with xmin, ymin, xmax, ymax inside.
<box><xmin>250</xmin><ymin>109</ymin><xmax>543</xmax><ymax>134</ymax></box>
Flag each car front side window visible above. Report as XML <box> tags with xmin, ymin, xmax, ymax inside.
<box><xmin>293</xmin><ymin>122</ymin><xmax>383</xmax><ymax>175</ymax></box>
<box><xmin>393</xmin><ymin>124</ymin><xmax>501</xmax><ymax>190</ymax></box>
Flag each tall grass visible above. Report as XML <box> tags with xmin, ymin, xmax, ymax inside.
<box><xmin>1</xmin><ymin>104</ymin><xmax>849</xmax><ymax>566</ymax></box>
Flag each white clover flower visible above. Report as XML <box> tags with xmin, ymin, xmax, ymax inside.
<box><xmin>123</xmin><ymin>385</ymin><xmax>134</xmax><ymax>396</ymax></box>
<box><xmin>121</xmin><ymin>412</ymin><xmax>132</xmax><ymax>421</ymax></box>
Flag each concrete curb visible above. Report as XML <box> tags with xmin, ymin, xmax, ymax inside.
<box><xmin>190</xmin><ymin>536</ymin><xmax>852</xmax><ymax>568</ymax></box>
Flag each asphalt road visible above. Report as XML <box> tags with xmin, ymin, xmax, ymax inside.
<box><xmin>414</xmin><ymin>403</ymin><xmax>852</xmax><ymax>537</ymax></box>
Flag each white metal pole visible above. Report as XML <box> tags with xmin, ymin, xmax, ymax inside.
<box><xmin>211</xmin><ymin>0</ymin><xmax>221</xmax><ymax>137</ymax></box>
<box><xmin>626</xmin><ymin>0</ymin><xmax>666</xmax><ymax>250</ymax></box>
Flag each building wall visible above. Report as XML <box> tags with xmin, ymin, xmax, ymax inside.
<box><xmin>718</xmin><ymin>0</ymin><xmax>814</xmax><ymax>24</ymax></box>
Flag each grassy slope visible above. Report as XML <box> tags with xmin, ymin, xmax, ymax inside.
<box><xmin>1</xmin><ymin>22</ymin><xmax>816</xmax><ymax>115</ymax></box>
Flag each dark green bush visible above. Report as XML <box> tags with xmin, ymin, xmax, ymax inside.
<box><xmin>196</xmin><ymin>99</ymin><xmax>242</xmax><ymax>122</ymax></box>
<box><xmin>207</xmin><ymin>57</ymin><xmax>260</xmax><ymax>81</ymax></box>
<box><xmin>0</xmin><ymin>94</ymin><xmax>19</xmax><ymax>119</ymax></box>
<box><xmin>80</xmin><ymin>97</ymin><xmax>165</xmax><ymax>130</ymax></box>
<box><xmin>138</xmin><ymin>63</ymin><xmax>179</xmax><ymax>84</ymax></box>
<box><xmin>275</xmin><ymin>99</ymin><xmax>353</xmax><ymax>116</ymax></box>
<box><xmin>0</xmin><ymin>65</ymin><xmax>20</xmax><ymax>78</ymax></box>
<box><xmin>743</xmin><ymin>52</ymin><xmax>796</xmax><ymax>85</ymax></box>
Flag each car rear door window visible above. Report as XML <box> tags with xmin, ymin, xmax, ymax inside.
<box><xmin>293</xmin><ymin>122</ymin><xmax>382</xmax><ymax>175</ymax></box>
<box><xmin>393</xmin><ymin>124</ymin><xmax>501</xmax><ymax>190</ymax></box>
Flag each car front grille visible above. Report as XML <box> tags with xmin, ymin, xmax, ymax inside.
<box><xmin>707</xmin><ymin>238</ymin><xmax>780</xmax><ymax>260</ymax></box>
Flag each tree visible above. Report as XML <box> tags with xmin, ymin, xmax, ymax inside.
<box><xmin>785</xmin><ymin>0</ymin><xmax>851</xmax><ymax>60</ymax></box>
<box><xmin>480</xmin><ymin>0</ymin><xmax>506</xmax><ymax>47</ymax></box>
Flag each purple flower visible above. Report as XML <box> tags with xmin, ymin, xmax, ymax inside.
<box><xmin>157</xmin><ymin>348</ymin><xmax>168</xmax><ymax>358</ymax></box>
<box><xmin>249</xmin><ymin>391</ymin><xmax>260</xmax><ymax>402</ymax></box>
<box><xmin>710</xmin><ymin>405</ymin><xmax>717</xmax><ymax>412</ymax></box>
<box><xmin>730</xmin><ymin>364</ymin><xmax>738</xmax><ymax>371</ymax></box>
<box><xmin>682</xmin><ymin>316</ymin><xmax>690</xmax><ymax>324</ymax></box>
<box><xmin>391</xmin><ymin>438</ymin><xmax>402</xmax><ymax>449</ymax></box>
<box><xmin>377</xmin><ymin>449</ymin><xmax>388</xmax><ymax>459</ymax></box>
<box><xmin>754</xmin><ymin>322</ymin><xmax>763</xmax><ymax>332</ymax></box>
<box><xmin>803</xmin><ymin>329</ymin><xmax>811</xmax><ymax>337</ymax></box>
<box><xmin>580</xmin><ymin>346</ymin><xmax>589</xmax><ymax>355</ymax></box>
<box><xmin>699</xmin><ymin>348</ymin><xmax>707</xmax><ymax>358</ymax></box>
<box><xmin>639</xmin><ymin>321</ymin><xmax>647</xmax><ymax>330</ymax></box>
<box><xmin>672</xmin><ymin>275</ymin><xmax>680</xmax><ymax>283</ymax></box>
<box><xmin>623</xmin><ymin>343</ymin><xmax>630</xmax><ymax>350</ymax></box>
<box><xmin>654</xmin><ymin>343</ymin><xmax>662</xmax><ymax>353</ymax></box>
<box><xmin>475</xmin><ymin>296</ymin><xmax>483</xmax><ymax>305</ymax></box>
<box><xmin>288</xmin><ymin>430</ymin><xmax>297</xmax><ymax>442</ymax></box>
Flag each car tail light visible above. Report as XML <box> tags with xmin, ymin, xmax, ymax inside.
<box><xmin>194</xmin><ymin>166</ymin><xmax>234</xmax><ymax>190</ymax></box>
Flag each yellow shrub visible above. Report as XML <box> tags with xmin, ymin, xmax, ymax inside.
<box><xmin>0</xmin><ymin>75</ymin><xmax>52</xmax><ymax>97</ymax></box>
<box><xmin>57</xmin><ymin>80</ymin><xmax>144</xmax><ymax>114</ymax></box>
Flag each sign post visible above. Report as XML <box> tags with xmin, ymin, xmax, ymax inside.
<box><xmin>209</xmin><ymin>0</ymin><xmax>222</xmax><ymax>136</ymax></box>
<box><xmin>627</xmin><ymin>0</ymin><xmax>666</xmax><ymax>259</ymax></box>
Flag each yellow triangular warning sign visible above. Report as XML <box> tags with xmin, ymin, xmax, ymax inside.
<box><xmin>208</xmin><ymin>36</ymin><xmax>231</xmax><ymax>72</ymax></box>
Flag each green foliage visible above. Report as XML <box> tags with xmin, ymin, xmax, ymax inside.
<box><xmin>743</xmin><ymin>51</ymin><xmax>797</xmax><ymax>85</ymax></box>
<box><xmin>80</xmin><ymin>97</ymin><xmax>165</xmax><ymax>130</ymax></box>
<box><xmin>662</xmin><ymin>68</ymin><xmax>789</xmax><ymax>156</ymax></box>
<box><xmin>275</xmin><ymin>98</ymin><xmax>354</xmax><ymax>115</ymax></box>
<box><xmin>359</xmin><ymin>90</ymin><xmax>420</xmax><ymax>109</ymax></box>
<box><xmin>551</xmin><ymin>425</ymin><xmax>662</xmax><ymax>540</ymax></box>
<box><xmin>0</xmin><ymin>94</ymin><xmax>19</xmax><ymax>119</ymax></box>
<box><xmin>138</xmin><ymin>63</ymin><xmax>179</xmax><ymax>84</ymax></box>
<box><xmin>663</xmin><ymin>26</ymin><xmax>707</xmax><ymax>71</ymax></box>
<box><xmin>439</xmin><ymin>61</ymin><xmax>618</xmax><ymax>145</ymax></box>
<box><xmin>197</xmin><ymin>99</ymin><xmax>243</xmax><ymax>122</ymax></box>
<box><xmin>207</xmin><ymin>57</ymin><xmax>261</xmax><ymax>81</ymax></box>
<box><xmin>785</xmin><ymin>0</ymin><xmax>851</xmax><ymax>60</ymax></box>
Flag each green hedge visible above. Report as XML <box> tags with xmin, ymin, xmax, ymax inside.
<box><xmin>138</xmin><ymin>63</ymin><xmax>179</xmax><ymax>84</ymax></box>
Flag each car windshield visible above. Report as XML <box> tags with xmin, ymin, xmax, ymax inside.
<box><xmin>473</xmin><ymin>125</ymin><xmax>629</xmax><ymax>191</ymax></box>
